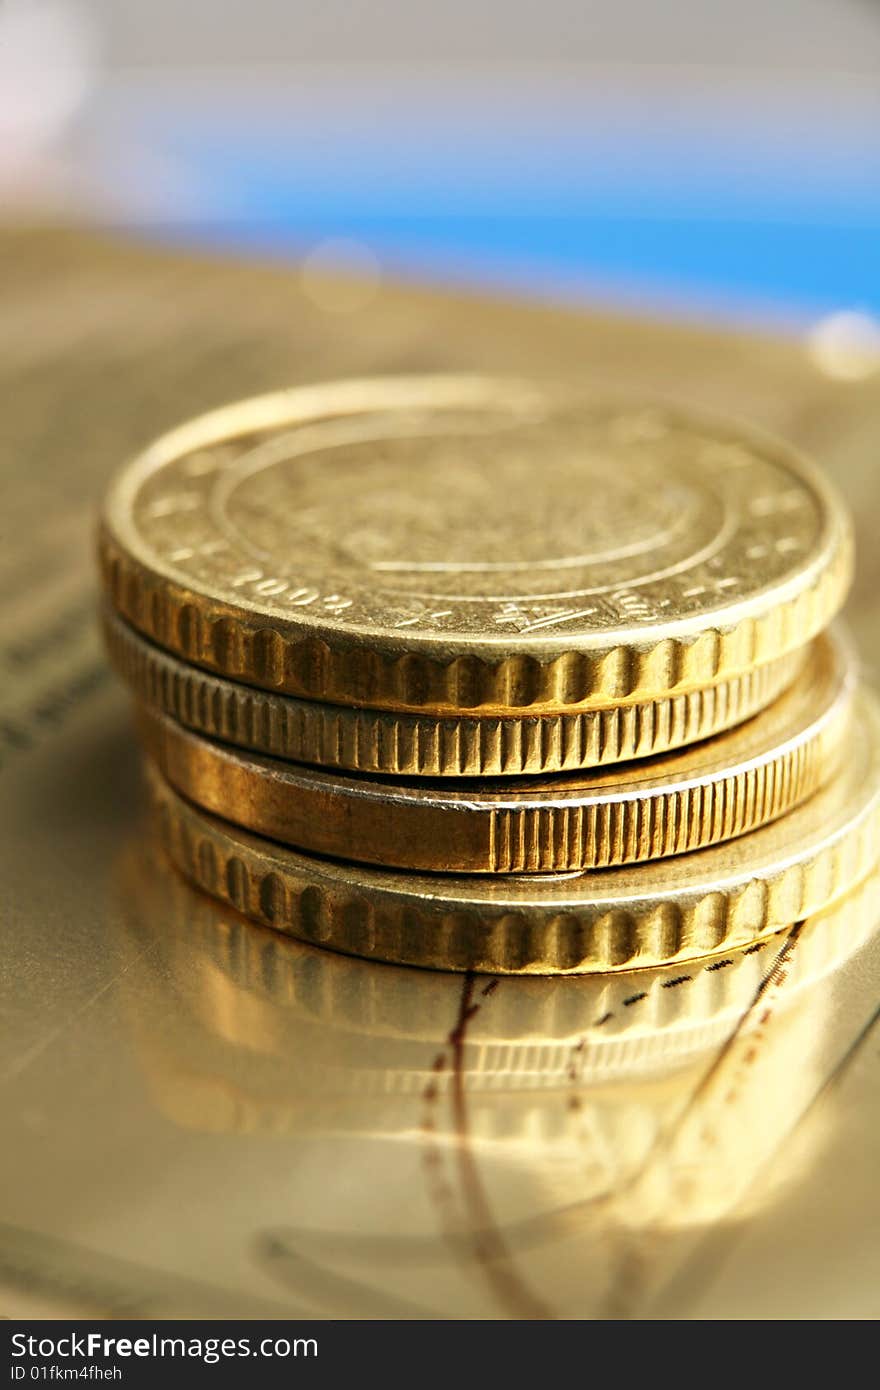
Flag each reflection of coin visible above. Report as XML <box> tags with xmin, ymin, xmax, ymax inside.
<box><xmin>121</xmin><ymin>842</ymin><xmax>880</xmax><ymax>1085</ymax></box>
<box><xmin>138</xmin><ymin>632</ymin><xmax>852</xmax><ymax>872</ymax></box>
<box><xmin>104</xmin><ymin>607</ymin><xmax>806</xmax><ymax>776</ymax></box>
<box><xmin>145</xmin><ymin>687</ymin><xmax>880</xmax><ymax>973</ymax></box>
<box><xmin>100</xmin><ymin>377</ymin><xmax>852</xmax><ymax>714</ymax></box>
<box><xmin>117</xmin><ymin>839</ymin><xmax>875</xmax><ymax>1263</ymax></box>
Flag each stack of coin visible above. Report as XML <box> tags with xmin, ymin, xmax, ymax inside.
<box><xmin>98</xmin><ymin>375</ymin><xmax>879</xmax><ymax>974</ymax></box>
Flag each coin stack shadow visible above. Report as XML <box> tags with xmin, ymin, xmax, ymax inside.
<box><xmin>98</xmin><ymin>376</ymin><xmax>880</xmax><ymax>974</ymax></box>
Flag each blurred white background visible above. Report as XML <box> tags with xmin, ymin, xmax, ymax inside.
<box><xmin>2</xmin><ymin>0</ymin><xmax>879</xmax><ymax>328</ymax></box>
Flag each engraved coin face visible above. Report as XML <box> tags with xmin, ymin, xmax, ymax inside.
<box><xmin>215</xmin><ymin>418</ymin><xmax>713</xmax><ymax>599</ymax></box>
<box><xmin>101</xmin><ymin>376</ymin><xmax>852</xmax><ymax>711</ymax></box>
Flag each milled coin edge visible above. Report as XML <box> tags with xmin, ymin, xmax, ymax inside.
<box><xmin>100</xmin><ymin>527</ymin><xmax>853</xmax><ymax>713</ymax></box>
<box><xmin>103</xmin><ymin>607</ymin><xmax>809</xmax><ymax>775</ymax></box>
<box><xmin>136</xmin><ymin>634</ymin><xmax>853</xmax><ymax>873</ymax></box>
<box><xmin>144</xmin><ymin>698</ymin><xmax>880</xmax><ymax>974</ymax></box>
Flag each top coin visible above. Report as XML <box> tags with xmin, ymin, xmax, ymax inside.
<box><xmin>99</xmin><ymin>376</ymin><xmax>853</xmax><ymax>714</ymax></box>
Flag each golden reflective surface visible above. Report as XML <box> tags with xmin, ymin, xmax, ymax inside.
<box><xmin>1</xmin><ymin>226</ymin><xmax>879</xmax><ymax>1317</ymax></box>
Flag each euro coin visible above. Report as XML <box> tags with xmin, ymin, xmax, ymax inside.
<box><xmin>103</xmin><ymin>606</ymin><xmax>807</xmax><ymax>775</ymax></box>
<box><xmin>144</xmin><ymin>684</ymin><xmax>880</xmax><ymax>973</ymax></box>
<box><xmin>120</xmin><ymin>842</ymin><xmax>880</xmax><ymax>1081</ymax></box>
<box><xmin>99</xmin><ymin>376</ymin><xmax>852</xmax><ymax>715</ymax></box>
<box><xmin>138</xmin><ymin>632</ymin><xmax>852</xmax><ymax>873</ymax></box>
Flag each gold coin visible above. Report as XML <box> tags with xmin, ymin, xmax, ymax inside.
<box><xmin>104</xmin><ymin>606</ymin><xmax>807</xmax><ymax>775</ymax></box>
<box><xmin>121</xmin><ymin>842</ymin><xmax>880</xmax><ymax>1082</ymax></box>
<box><xmin>145</xmin><ymin>684</ymin><xmax>880</xmax><ymax>973</ymax></box>
<box><xmin>138</xmin><ymin>633</ymin><xmax>852</xmax><ymax>873</ymax></box>
<box><xmin>99</xmin><ymin>376</ymin><xmax>852</xmax><ymax>715</ymax></box>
